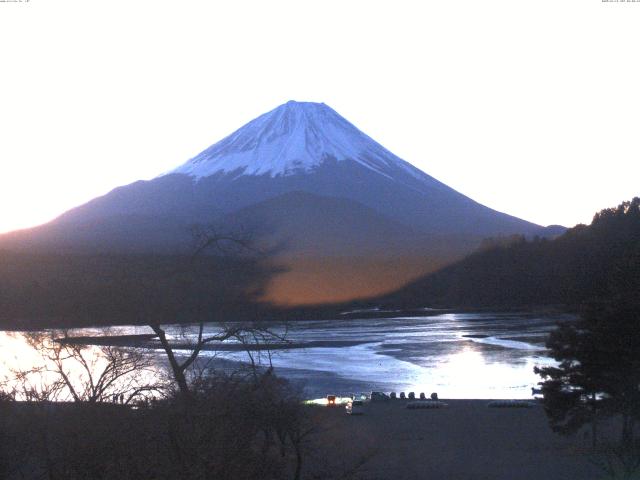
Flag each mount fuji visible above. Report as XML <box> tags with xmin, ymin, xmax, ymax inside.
<box><xmin>170</xmin><ymin>100</ymin><xmax>428</xmax><ymax>181</ymax></box>
<box><xmin>0</xmin><ymin>101</ymin><xmax>557</xmax><ymax>304</ymax></box>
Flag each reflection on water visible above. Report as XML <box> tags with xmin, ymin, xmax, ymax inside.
<box><xmin>0</xmin><ymin>331</ymin><xmax>165</xmax><ymax>402</ymax></box>
<box><xmin>0</xmin><ymin>312</ymin><xmax>570</xmax><ymax>400</ymax></box>
<box><xmin>207</xmin><ymin>312</ymin><xmax>566</xmax><ymax>399</ymax></box>
<box><xmin>0</xmin><ymin>332</ymin><xmax>67</xmax><ymax>399</ymax></box>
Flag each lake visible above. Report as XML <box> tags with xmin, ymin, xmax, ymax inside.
<box><xmin>0</xmin><ymin>311</ymin><xmax>570</xmax><ymax>400</ymax></box>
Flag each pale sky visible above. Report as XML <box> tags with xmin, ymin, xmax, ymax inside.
<box><xmin>1</xmin><ymin>0</ymin><xmax>638</xmax><ymax>234</ymax></box>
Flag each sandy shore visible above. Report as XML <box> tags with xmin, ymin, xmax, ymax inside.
<box><xmin>308</xmin><ymin>399</ymin><xmax>603</xmax><ymax>480</ymax></box>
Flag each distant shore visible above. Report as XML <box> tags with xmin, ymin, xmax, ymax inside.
<box><xmin>0</xmin><ymin>304</ymin><xmax>575</xmax><ymax>331</ymax></box>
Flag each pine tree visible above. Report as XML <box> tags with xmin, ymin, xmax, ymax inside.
<box><xmin>535</xmin><ymin>298</ymin><xmax>640</xmax><ymax>445</ymax></box>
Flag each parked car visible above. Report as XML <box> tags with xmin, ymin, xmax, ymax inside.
<box><xmin>370</xmin><ymin>391</ymin><xmax>390</xmax><ymax>402</ymax></box>
<box><xmin>406</xmin><ymin>400</ymin><xmax>447</xmax><ymax>409</ymax></box>
<box><xmin>346</xmin><ymin>400</ymin><xmax>365</xmax><ymax>415</ymax></box>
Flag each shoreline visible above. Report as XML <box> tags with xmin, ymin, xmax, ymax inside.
<box><xmin>56</xmin><ymin>334</ymin><xmax>373</xmax><ymax>351</ymax></box>
<box><xmin>0</xmin><ymin>305</ymin><xmax>575</xmax><ymax>332</ymax></box>
<box><xmin>309</xmin><ymin>399</ymin><xmax>605</xmax><ymax>480</ymax></box>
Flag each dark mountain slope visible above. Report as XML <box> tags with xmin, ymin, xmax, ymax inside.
<box><xmin>381</xmin><ymin>198</ymin><xmax>640</xmax><ymax>309</ymax></box>
<box><xmin>226</xmin><ymin>190</ymin><xmax>438</xmax><ymax>256</ymax></box>
<box><xmin>0</xmin><ymin>101</ymin><xmax>556</xmax><ymax>304</ymax></box>
<box><xmin>221</xmin><ymin>191</ymin><xmax>481</xmax><ymax>303</ymax></box>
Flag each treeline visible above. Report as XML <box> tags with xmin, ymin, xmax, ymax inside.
<box><xmin>0</xmin><ymin>251</ymin><xmax>282</xmax><ymax>329</ymax></box>
<box><xmin>383</xmin><ymin>197</ymin><xmax>640</xmax><ymax>309</ymax></box>
<box><xmin>0</xmin><ymin>320</ymin><xmax>370</xmax><ymax>479</ymax></box>
<box><xmin>0</xmin><ymin>328</ymin><xmax>367</xmax><ymax>480</ymax></box>
<box><xmin>0</xmin><ymin>375</ymin><xmax>319</xmax><ymax>480</ymax></box>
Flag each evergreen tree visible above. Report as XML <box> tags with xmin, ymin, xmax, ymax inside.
<box><xmin>535</xmin><ymin>297</ymin><xmax>640</xmax><ymax>444</ymax></box>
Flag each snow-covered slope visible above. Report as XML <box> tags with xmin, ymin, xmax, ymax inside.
<box><xmin>170</xmin><ymin>100</ymin><xmax>424</xmax><ymax>182</ymax></box>
<box><xmin>0</xmin><ymin>100</ymin><xmax>558</xmax><ymax>304</ymax></box>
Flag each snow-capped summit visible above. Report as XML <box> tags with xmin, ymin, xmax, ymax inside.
<box><xmin>0</xmin><ymin>101</ymin><xmax>556</xmax><ymax>304</ymax></box>
<box><xmin>170</xmin><ymin>100</ymin><xmax>422</xmax><ymax>181</ymax></box>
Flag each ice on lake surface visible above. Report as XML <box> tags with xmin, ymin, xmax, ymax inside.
<box><xmin>0</xmin><ymin>312</ymin><xmax>571</xmax><ymax>400</ymax></box>
<box><xmin>204</xmin><ymin>312</ymin><xmax>568</xmax><ymax>399</ymax></box>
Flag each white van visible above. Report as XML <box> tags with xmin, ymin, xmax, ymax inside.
<box><xmin>346</xmin><ymin>400</ymin><xmax>365</xmax><ymax>415</ymax></box>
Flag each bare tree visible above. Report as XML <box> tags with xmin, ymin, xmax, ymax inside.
<box><xmin>19</xmin><ymin>330</ymin><xmax>167</xmax><ymax>404</ymax></box>
<box><xmin>150</xmin><ymin>321</ymin><xmax>287</xmax><ymax>399</ymax></box>
<box><xmin>9</xmin><ymin>365</ymin><xmax>67</xmax><ymax>402</ymax></box>
<box><xmin>149</xmin><ymin>227</ymin><xmax>287</xmax><ymax>398</ymax></box>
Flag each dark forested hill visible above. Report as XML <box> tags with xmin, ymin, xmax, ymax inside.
<box><xmin>3</xmin><ymin>198</ymin><xmax>637</xmax><ymax>329</ymax></box>
<box><xmin>0</xmin><ymin>250</ymin><xmax>281</xmax><ymax>329</ymax></box>
<box><xmin>381</xmin><ymin>198</ymin><xmax>640</xmax><ymax>310</ymax></box>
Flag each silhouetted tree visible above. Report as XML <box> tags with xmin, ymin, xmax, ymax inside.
<box><xmin>16</xmin><ymin>330</ymin><xmax>167</xmax><ymax>403</ymax></box>
<box><xmin>535</xmin><ymin>298</ymin><xmax>640</xmax><ymax>447</ymax></box>
<box><xmin>149</xmin><ymin>227</ymin><xmax>286</xmax><ymax>399</ymax></box>
<box><xmin>150</xmin><ymin>321</ymin><xmax>285</xmax><ymax>399</ymax></box>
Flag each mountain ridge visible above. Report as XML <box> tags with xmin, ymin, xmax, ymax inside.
<box><xmin>0</xmin><ymin>100</ymin><xmax>561</xmax><ymax>304</ymax></box>
<box><xmin>168</xmin><ymin>101</ymin><xmax>426</xmax><ymax>183</ymax></box>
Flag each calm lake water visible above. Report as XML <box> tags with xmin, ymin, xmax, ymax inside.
<box><xmin>0</xmin><ymin>312</ymin><xmax>570</xmax><ymax>400</ymax></box>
